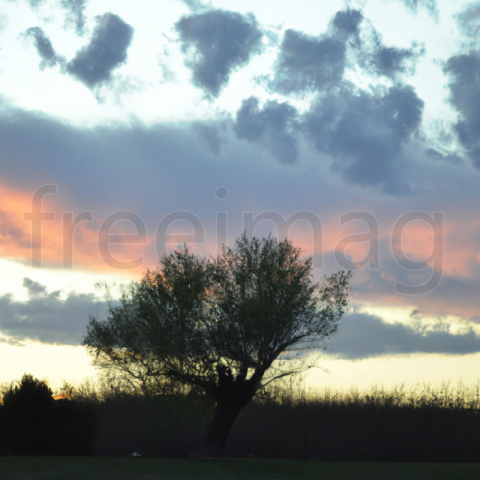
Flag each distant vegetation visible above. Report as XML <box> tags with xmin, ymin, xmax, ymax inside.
<box><xmin>2</xmin><ymin>373</ymin><xmax>480</xmax><ymax>462</ymax></box>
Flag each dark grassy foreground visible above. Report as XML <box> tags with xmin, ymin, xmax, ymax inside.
<box><xmin>1</xmin><ymin>458</ymin><xmax>480</xmax><ymax>480</ymax></box>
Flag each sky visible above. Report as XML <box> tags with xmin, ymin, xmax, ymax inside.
<box><xmin>1</xmin><ymin>0</ymin><xmax>480</xmax><ymax>390</ymax></box>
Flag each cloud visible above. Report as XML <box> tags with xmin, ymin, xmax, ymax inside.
<box><xmin>270</xmin><ymin>30</ymin><xmax>346</xmax><ymax>94</ymax></box>
<box><xmin>0</xmin><ymin>105</ymin><xmax>221</xmax><ymax>206</ymax></box>
<box><xmin>233</xmin><ymin>96</ymin><xmax>299</xmax><ymax>163</ymax></box>
<box><xmin>0</xmin><ymin>336</ymin><xmax>25</xmax><ymax>347</ymax></box>
<box><xmin>370</xmin><ymin>43</ymin><xmax>424</xmax><ymax>78</ymax></box>
<box><xmin>180</xmin><ymin>0</ymin><xmax>210</xmax><ymax>13</ymax></box>
<box><xmin>266</xmin><ymin>9</ymin><xmax>362</xmax><ymax>95</ymax></box>
<box><xmin>0</xmin><ymin>280</ymin><xmax>107</xmax><ymax>345</ymax></box>
<box><xmin>26</xmin><ymin>0</ymin><xmax>45</xmax><ymax>9</ymax></box>
<box><xmin>192</xmin><ymin>123</ymin><xmax>224</xmax><ymax>155</ymax></box>
<box><xmin>342</xmin><ymin>234</ymin><xmax>480</xmax><ymax>320</ymax></box>
<box><xmin>395</xmin><ymin>0</ymin><xmax>438</xmax><ymax>18</ymax></box>
<box><xmin>60</xmin><ymin>0</ymin><xmax>87</xmax><ymax>35</ymax></box>
<box><xmin>176</xmin><ymin>9</ymin><xmax>263</xmax><ymax>97</ymax></box>
<box><xmin>326</xmin><ymin>312</ymin><xmax>480</xmax><ymax>359</ymax></box>
<box><xmin>267</xmin><ymin>7</ymin><xmax>422</xmax><ymax>96</ymax></box>
<box><xmin>22</xmin><ymin>278</ymin><xmax>47</xmax><ymax>296</ymax></box>
<box><xmin>355</xmin><ymin>17</ymin><xmax>424</xmax><ymax>78</ymax></box>
<box><xmin>454</xmin><ymin>2</ymin><xmax>480</xmax><ymax>42</ymax></box>
<box><xmin>234</xmin><ymin>9</ymin><xmax>423</xmax><ymax>177</ymax></box>
<box><xmin>332</xmin><ymin>8</ymin><xmax>364</xmax><ymax>38</ymax></box>
<box><xmin>303</xmin><ymin>83</ymin><xmax>424</xmax><ymax>193</ymax></box>
<box><xmin>21</xmin><ymin>27</ymin><xmax>59</xmax><ymax>70</ymax></box>
<box><xmin>67</xmin><ymin>13</ymin><xmax>134</xmax><ymax>88</ymax></box>
<box><xmin>0</xmin><ymin>102</ymin><xmax>479</xmax><ymax>322</ymax></box>
<box><xmin>444</xmin><ymin>51</ymin><xmax>480</xmax><ymax>168</ymax></box>
<box><xmin>425</xmin><ymin>148</ymin><xmax>463</xmax><ymax>164</ymax></box>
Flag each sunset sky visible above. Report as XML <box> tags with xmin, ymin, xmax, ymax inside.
<box><xmin>1</xmin><ymin>0</ymin><xmax>480</xmax><ymax>390</ymax></box>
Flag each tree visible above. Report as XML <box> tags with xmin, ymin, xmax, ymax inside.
<box><xmin>1</xmin><ymin>374</ymin><xmax>56</xmax><ymax>455</ymax></box>
<box><xmin>1</xmin><ymin>374</ymin><xmax>96</xmax><ymax>455</ymax></box>
<box><xmin>83</xmin><ymin>235</ymin><xmax>352</xmax><ymax>456</ymax></box>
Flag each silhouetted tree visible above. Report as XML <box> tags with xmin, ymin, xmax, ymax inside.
<box><xmin>83</xmin><ymin>235</ymin><xmax>351</xmax><ymax>456</ymax></box>
<box><xmin>2</xmin><ymin>374</ymin><xmax>56</xmax><ymax>454</ymax></box>
<box><xmin>1</xmin><ymin>374</ymin><xmax>96</xmax><ymax>455</ymax></box>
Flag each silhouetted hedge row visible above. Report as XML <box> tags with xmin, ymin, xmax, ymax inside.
<box><xmin>2</xmin><ymin>375</ymin><xmax>480</xmax><ymax>461</ymax></box>
<box><xmin>227</xmin><ymin>401</ymin><xmax>480</xmax><ymax>462</ymax></box>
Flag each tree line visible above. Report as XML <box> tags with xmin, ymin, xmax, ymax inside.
<box><xmin>2</xmin><ymin>374</ymin><xmax>480</xmax><ymax>461</ymax></box>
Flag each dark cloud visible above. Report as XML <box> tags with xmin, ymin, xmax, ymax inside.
<box><xmin>444</xmin><ymin>51</ymin><xmax>480</xmax><ymax>167</ymax></box>
<box><xmin>356</xmin><ymin>19</ymin><xmax>424</xmax><ymax>78</ymax></box>
<box><xmin>22</xmin><ymin>278</ymin><xmax>48</xmax><ymax>296</ymax></box>
<box><xmin>303</xmin><ymin>84</ymin><xmax>424</xmax><ymax>193</ymax></box>
<box><xmin>269</xmin><ymin>8</ymin><xmax>423</xmax><ymax>94</ymax></box>
<box><xmin>22</xmin><ymin>27</ymin><xmax>59</xmax><ymax>70</ymax></box>
<box><xmin>332</xmin><ymin>8</ymin><xmax>364</xmax><ymax>37</ymax></box>
<box><xmin>60</xmin><ymin>0</ymin><xmax>87</xmax><ymax>35</ymax></box>
<box><xmin>176</xmin><ymin>10</ymin><xmax>263</xmax><ymax>97</ymax></box>
<box><xmin>269</xmin><ymin>30</ymin><xmax>347</xmax><ymax>94</ymax></box>
<box><xmin>0</xmin><ymin>280</ymin><xmax>107</xmax><ymax>345</ymax></box>
<box><xmin>240</xmin><ymin>9</ymin><xmax>422</xmax><ymax>179</ymax></box>
<box><xmin>370</xmin><ymin>43</ymin><xmax>423</xmax><ymax>78</ymax></box>
<box><xmin>267</xmin><ymin>9</ymin><xmax>362</xmax><ymax>95</ymax></box>
<box><xmin>326</xmin><ymin>312</ymin><xmax>480</xmax><ymax>359</ymax></box>
<box><xmin>233</xmin><ymin>96</ymin><xmax>299</xmax><ymax>164</ymax></box>
<box><xmin>0</xmin><ymin>105</ymin><xmax>217</xmax><ymax>208</ymax></box>
<box><xmin>67</xmin><ymin>13</ymin><xmax>133</xmax><ymax>88</ymax></box>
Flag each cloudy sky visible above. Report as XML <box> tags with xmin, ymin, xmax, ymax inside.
<box><xmin>1</xmin><ymin>0</ymin><xmax>480</xmax><ymax>389</ymax></box>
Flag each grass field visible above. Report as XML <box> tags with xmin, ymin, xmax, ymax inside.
<box><xmin>1</xmin><ymin>457</ymin><xmax>480</xmax><ymax>480</ymax></box>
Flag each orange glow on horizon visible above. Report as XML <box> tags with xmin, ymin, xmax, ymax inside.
<box><xmin>1</xmin><ymin>182</ymin><xmax>480</xmax><ymax>319</ymax></box>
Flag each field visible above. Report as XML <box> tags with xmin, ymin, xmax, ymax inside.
<box><xmin>1</xmin><ymin>458</ymin><xmax>480</xmax><ymax>480</ymax></box>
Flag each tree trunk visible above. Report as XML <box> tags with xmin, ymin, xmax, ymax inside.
<box><xmin>204</xmin><ymin>398</ymin><xmax>245</xmax><ymax>457</ymax></box>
